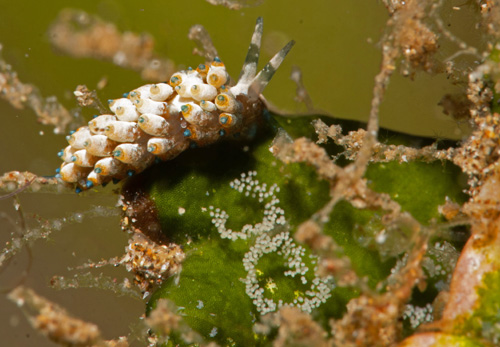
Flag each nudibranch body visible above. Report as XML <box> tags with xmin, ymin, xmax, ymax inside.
<box><xmin>56</xmin><ymin>18</ymin><xmax>294</xmax><ymax>192</ymax></box>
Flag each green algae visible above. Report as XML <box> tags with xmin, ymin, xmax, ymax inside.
<box><xmin>454</xmin><ymin>271</ymin><xmax>500</xmax><ymax>344</ymax></box>
<box><xmin>140</xmin><ymin>113</ymin><xmax>468</xmax><ymax>345</ymax></box>
<box><xmin>429</xmin><ymin>333</ymin><xmax>487</xmax><ymax>347</ymax></box>
<box><xmin>148</xmin><ymin>238</ymin><xmax>256</xmax><ymax>346</ymax></box>
<box><xmin>365</xmin><ymin>161</ymin><xmax>467</xmax><ymax>224</ymax></box>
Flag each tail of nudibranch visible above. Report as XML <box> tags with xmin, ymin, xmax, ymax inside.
<box><xmin>56</xmin><ymin>17</ymin><xmax>294</xmax><ymax>192</ymax></box>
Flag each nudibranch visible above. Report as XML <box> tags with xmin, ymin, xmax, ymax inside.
<box><xmin>55</xmin><ymin>18</ymin><xmax>294</xmax><ymax>192</ymax></box>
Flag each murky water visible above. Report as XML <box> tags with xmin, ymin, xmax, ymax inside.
<box><xmin>0</xmin><ymin>0</ymin><xmax>483</xmax><ymax>345</ymax></box>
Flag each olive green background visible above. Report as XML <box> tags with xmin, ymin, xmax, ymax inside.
<box><xmin>0</xmin><ymin>1</ymin><xmax>481</xmax><ymax>346</ymax></box>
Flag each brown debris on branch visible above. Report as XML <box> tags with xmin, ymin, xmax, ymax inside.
<box><xmin>203</xmin><ymin>0</ymin><xmax>263</xmax><ymax>10</ymax></box>
<box><xmin>120</xmin><ymin>233</ymin><xmax>185</xmax><ymax>294</ymax></box>
<box><xmin>8</xmin><ymin>286</ymin><xmax>128</xmax><ymax>347</ymax></box>
<box><xmin>412</xmin><ymin>26</ymin><xmax>500</xmax><ymax>341</ymax></box>
<box><xmin>479</xmin><ymin>0</ymin><xmax>500</xmax><ymax>37</ymax></box>
<box><xmin>0</xmin><ymin>171</ymin><xmax>67</xmax><ymax>194</ymax></box>
<box><xmin>256</xmin><ymin>306</ymin><xmax>331</xmax><ymax>347</ymax></box>
<box><xmin>392</xmin><ymin>2</ymin><xmax>438</xmax><ymax>76</ymax></box>
<box><xmin>313</xmin><ymin>119</ymin><xmax>455</xmax><ymax>163</ymax></box>
<box><xmin>50</xmin><ymin>272</ymin><xmax>142</xmax><ymax>300</ymax></box>
<box><xmin>73</xmin><ymin>85</ymin><xmax>107</xmax><ymax>114</ymax></box>
<box><xmin>295</xmin><ymin>220</ymin><xmax>364</xmax><ymax>289</ymax></box>
<box><xmin>49</xmin><ymin>9</ymin><xmax>176</xmax><ymax>82</ymax></box>
<box><xmin>0</xmin><ymin>46</ymin><xmax>73</xmax><ymax>134</ymax></box>
<box><xmin>452</xmin><ymin>61</ymin><xmax>500</xmax><ymax>197</ymax></box>
<box><xmin>56</xmin><ymin>191</ymin><xmax>186</xmax><ymax>295</ymax></box>
<box><xmin>54</xmin><ymin>230</ymin><xmax>185</xmax><ymax>296</ymax></box>
<box><xmin>188</xmin><ymin>25</ymin><xmax>219</xmax><ymax>62</ymax></box>
<box><xmin>145</xmin><ymin>299</ymin><xmax>209</xmax><ymax>346</ymax></box>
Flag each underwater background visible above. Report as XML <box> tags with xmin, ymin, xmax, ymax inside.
<box><xmin>0</xmin><ymin>0</ymin><xmax>482</xmax><ymax>345</ymax></box>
